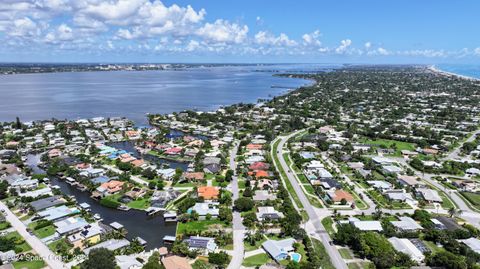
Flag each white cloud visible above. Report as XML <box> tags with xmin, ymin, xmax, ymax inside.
<box><xmin>255</xmin><ymin>31</ymin><xmax>297</xmax><ymax>46</ymax></box>
<box><xmin>186</xmin><ymin>40</ymin><xmax>200</xmax><ymax>51</ymax></box>
<box><xmin>335</xmin><ymin>39</ymin><xmax>352</xmax><ymax>53</ymax></box>
<box><xmin>364</xmin><ymin>42</ymin><xmax>371</xmax><ymax>49</ymax></box>
<box><xmin>9</xmin><ymin>17</ymin><xmax>39</xmax><ymax>37</ymax></box>
<box><xmin>197</xmin><ymin>19</ymin><xmax>248</xmax><ymax>44</ymax></box>
<box><xmin>302</xmin><ymin>30</ymin><xmax>321</xmax><ymax>46</ymax></box>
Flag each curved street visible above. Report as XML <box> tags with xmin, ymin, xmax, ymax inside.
<box><xmin>274</xmin><ymin>132</ymin><xmax>348</xmax><ymax>269</ymax></box>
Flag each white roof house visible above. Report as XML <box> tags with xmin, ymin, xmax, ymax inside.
<box><xmin>350</xmin><ymin>219</ymin><xmax>383</xmax><ymax>231</ymax></box>
<box><xmin>367</xmin><ymin>180</ymin><xmax>393</xmax><ymax>191</ymax></box>
<box><xmin>390</xmin><ymin>217</ymin><xmax>423</xmax><ymax>231</ymax></box>
<box><xmin>417</xmin><ymin>188</ymin><xmax>442</xmax><ymax>203</ymax></box>
<box><xmin>372</xmin><ymin>156</ymin><xmax>395</xmax><ymax>165</ymax></box>
<box><xmin>382</xmin><ymin>165</ymin><xmax>403</xmax><ymax>174</ymax></box>
<box><xmin>459</xmin><ymin>237</ymin><xmax>480</xmax><ymax>254</ymax></box>
<box><xmin>388</xmin><ymin>237</ymin><xmax>425</xmax><ymax>262</ymax></box>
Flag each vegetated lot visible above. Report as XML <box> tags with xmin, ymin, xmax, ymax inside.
<box><xmin>242</xmin><ymin>253</ymin><xmax>272</xmax><ymax>267</ymax></box>
<box><xmin>460</xmin><ymin>191</ymin><xmax>480</xmax><ymax>209</ymax></box>
<box><xmin>5</xmin><ymin>231</ymin><xmax>32</xmax><ymax>253</ymax></box>
<box><xmin>359</xmin><ymin>138</ymin><xmax>415</xmax><ymax>156</ymax></box>
<box><xmin>13</xmin><ymin>259</ymin><xmax>46</xmax><ymax>269</ymax></box>
<box><xmin>176</xmin><ymin>219</ymin><xmax>227</xmax><ymax>236</ymax></box>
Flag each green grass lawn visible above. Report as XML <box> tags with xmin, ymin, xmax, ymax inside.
<box><xmin>127</xmin><ymin>198</ymin><xmax>150</xmax><ymax>209</ymax></box>
<box><xmin>321</xmin><ymin>217</ymin><xmax>335</xmax><ymax>236</ymax></box>
<box><xmin>439</xmin><ymin>191</ymin><xmax>455</xmax><ymax>210</ymax></box>
<box><xmin>242</xmin><ymin>253</ymin><xmax>272</xmax><ymax>267</ymax></box>
<box><xmin>33</xmin><ymin>225</ymin><xmax>56</xmax><ymax>238</ymax></box>
<box><xmin>360</xmin><ymin>138</ymin><xmax>415</xmax><ymax>156</ymax></box>
<box><xmin>48</xmin><ymin>238</ymin><xmax>72</xmax><ymax>253</ymax></box>
<box><xmin>6</xmin><ymin>231</ymin><xmax>32</xmax><ymax>253</ymax></box>
<box><xmin>13</xmin><ymin>259</ymin><xmax>46</xmax><ymax>269</ymax></box>
<box><xmin>460</xmin><ymin>192</ymin><xmax>480</xmax><ymax>210</ymax></box>
<box><xmin>0</xmin><ymin>221</ymin><xmax>11</xmax><ymax>230</ymax></box>
<box><xmin>244</xmin><ymin>237</ymin><xmax>267</xmax><ymax>252</ymax></box>
<box><xmin>238</xmin><ymin>179</ymin><xmax>246</xmax><ymax>189</ymax></box>
<box><xmin>176</xmin><ymin>220</ymin><xmax>227</xmax><ymax>236</ymax></box>
<box><xmin>339</xmin><ymin>248</ymin><xmax>353</xmax><ymax>259</ymax></box>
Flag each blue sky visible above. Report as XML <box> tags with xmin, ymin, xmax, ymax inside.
<box><xmin>1</xmin><ymin>0</ymin><xmax>479</xmax><ymax>63</ymax></box>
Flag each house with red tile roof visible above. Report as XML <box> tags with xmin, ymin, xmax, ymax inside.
<box><xmin>97</xmin><ymin>180</ymin><xmax>125</xmax><ymax>196</ymax></box>
<box><xmin>249</xmin><ymin>162</ymin><xmax>270</xmax><ymax>171</ymax></box>
<box><xmin>197</xmin><ymin>186</ymin><xmax>220</xmax><ymax>200</ymax></box>
<box><xmin>246</xmin><ymin>144</ymin><xmax>263</xmax><ymax>150</ymax></box>
<box><xmin>248</xmin><ymin>170</ymin><xmax>270</xmax><ymax>178</ymax></box>
<box><xmin>327</xmin><ymin>189</ymin><xmax>354</xmax><ymax>205</ymax></box>
<box><xmin>183</xmin><ymin>172</ymin><xmax>205</xmax><ymax>181</ymax></box>
<box><xmin>165</xmin><ymin>147</ymin><xmax>183</xmax><ymax>155</ymax></box>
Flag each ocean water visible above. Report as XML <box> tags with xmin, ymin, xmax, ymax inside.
<box><xmin>436</xmin><ymin>64</ymin><xmax>480</xmax><ymax>79</ymax></box>
<box><xmin>0</xmin><ymin>64</ymin><xmax>335</xmax><ymax>124</ymax></box>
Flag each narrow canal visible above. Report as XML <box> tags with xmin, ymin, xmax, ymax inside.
<box><xmin>26</xmin><ymin>154</ymin><xmax>177</xmax><ymax>250</ymax></box>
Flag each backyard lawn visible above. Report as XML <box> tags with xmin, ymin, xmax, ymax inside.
<box><xmin>360</xmin><ymin>138</ymin><xmax>415</xmax><ymax>156</ymax></box>
<box><xmin>242</xmin><ymin>253</ymin><xmax>272</xmax><ymax>267</ymax></box>
<box><xmin>176</xmin><ymin>220</ymin><xmax>227</xmax><ymax>236</ymax></box>
<box><xmin>33</xmin><ymin>225</ymin><xmax>56</xmax><ymax>238</ymax></box>
<box><xmin>13</xmin><ymin>259</ymin><xmax>46</xmax><ymax>269</ymax></box>
<box><xmin>127</xmin><ymin>198</ymin><xmax>150</xmax><ymax>209</ymax></box>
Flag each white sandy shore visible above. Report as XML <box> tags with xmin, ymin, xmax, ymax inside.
<box><xmin>428</xmin><ymin>65</ymin><xmax>480</xmax><ymax>82</ymax></box>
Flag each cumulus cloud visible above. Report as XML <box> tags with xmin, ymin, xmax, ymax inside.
<box><xmin>254</xmin><ymin>31</ymin><xmax>296</xmax><ymax>46</ymax></box>
<box><xmin>0</xmin><ymin>0</ymin><xmax>475</xmax><ymax>59</ymax></box>
<box><xmin>335</xmin><ymin>39</ymin><xmax>352</xmax><ymax>53</ymax></box>
<box><xmin>197</xmin><ymin>19</ymin><xmax>248</xmax><ymax>44</ymax></box>
<box><xmin>302</xmin><ymin>30</ymin><xmax>321</xmax><ymax>46</ymax></box>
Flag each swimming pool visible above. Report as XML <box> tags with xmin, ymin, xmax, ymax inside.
<box><xmin>290</xmin><ymin>252</ymin><xmax>302</xmax><ymax>262</ymax></box>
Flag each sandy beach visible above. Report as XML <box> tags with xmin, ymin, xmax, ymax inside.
<box><xmin>428</xmin><ymin>65</ymin><xmax>480</xmax><ymax>82</ymax></box>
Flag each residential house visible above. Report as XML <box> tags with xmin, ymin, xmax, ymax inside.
<box><xmin>348</xmin><ymin>218</ymin><xmax>383</xmax><ymax>231</ymax></box>
<box><xmin>95</xmin><ymin>180</ymin><xmax>125</xmax><ymax>197</ymax></box>
<box><xmin>162</xmin><ymin>255</ymin><xmax>192</xmax><ymax>269</ymax></box>
<box><xmin>417</xmin><ymin>188</ymin><xmax>442</xmax><ymax>203</ymax></box>
<box><xmin>54</xmin><ymin>217</ymin><xmax>89</xmax><ymax>235</ymax></box>
<box><xmin>367</xmin><ymin>180</ymin><xmax>393</xmax><ymax>192</ymax></box>
<box><xmin>185</xmin><ymin>236</ymin><xmax>217</xmax><ymax>254</ymax></box>
<box><xmin>256</xmin><ymin>207</ymin><xmax>284</xmax><ymax>221</ymax></box>
<box><xmin>388</xmin><ymin>237</ymin><xmax>425</xmax><ymax>262</ymax></box>
<box><xmin>262</xmin><ymin>238</ymin><xmax>296</xmax><ymax>262</ymax></box>
<box><xmin>390</xmin><ymin>217</ymin><xmax>423</xmax><ymax>232</ymax></box>
<box><xmin>197</xmin><ymin>186</ymin><xmax>220</xmax><ymax>200</ymax></box>
<box><xmin>188</xmin><ymin>202</ymin><xmax>219</xmax><ymax>219</ymax></box>
<box><xmin>83</xmin><ymin>239</ymin><xmax>130</xmax><ymax>255</ymax></box>
<box><xmin>326</xmin><ymin>189</ymin><xmax>354</xmax><ymax>205</ymax></box>
<box><xmin>67</xmin><ymin>223</ymin><xmax>103</xmax><ymax>249</ymax></box>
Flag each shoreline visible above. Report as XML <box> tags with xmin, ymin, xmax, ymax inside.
<box><xmin>428</xmin><ymin>65</ymin><xmax>480</xmax><ymax>82</ymax></box>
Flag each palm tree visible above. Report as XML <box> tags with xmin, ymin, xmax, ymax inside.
<box><xmin>448</xmin><ymin>207</ymin><xmax>462</xmax><ymax>218</ymax></box>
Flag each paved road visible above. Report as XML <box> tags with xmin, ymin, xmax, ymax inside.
<box><xmin>443</xmin><ymin>129</ymin><xmax>480</xmax><ymax>161</ymax></box>
<box><xmin>395</xmin><ymin>158</ymin><xmax>480</xmax><ymax>228</ymax></box>
<box><xmin>274</xmin><ymin>133</ymin><xmax>348</xmax><ymax>269</ymax></box>
<box><xmin>227</xmin><ymin>141</ymin><xmax>246</xmax><ymax>269</ymax></box>
<box><xmin>0</xmin><ymin>202</ymin><xmax>65</xmax><ymax>269</ymax></box>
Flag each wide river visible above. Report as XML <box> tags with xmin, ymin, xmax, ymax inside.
<box><xmin>0</xmin><ymin>64</ymin><xmax>327</xmax><ymax>124</ymax></box>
